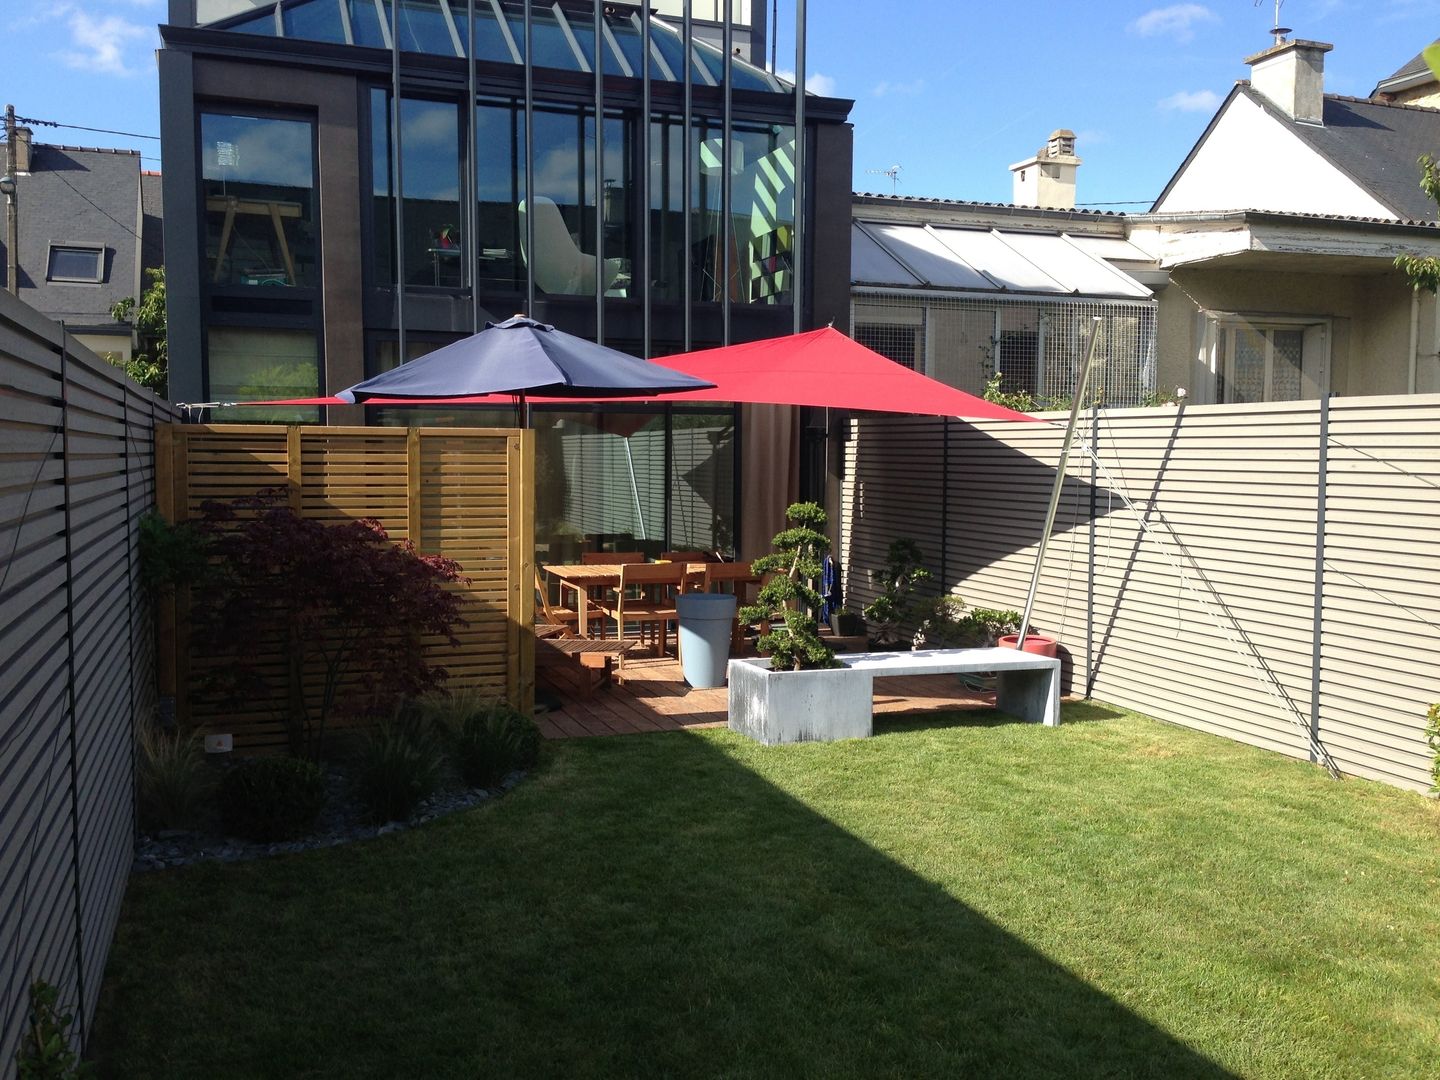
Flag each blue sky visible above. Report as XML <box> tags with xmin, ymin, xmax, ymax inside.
<box><xmin>7</xmin><ymin>0</ymin><xmax>1436</xmax><ymax>207</ymax></box>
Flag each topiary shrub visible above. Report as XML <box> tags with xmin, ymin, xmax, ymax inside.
<box><xmin>1425</xmin><ymin>702</ymin><xmax>1439</xmax><ymax>793</ymax></box>
<box><xmin>423</xmin><ymin>691</ymin><xmax>540</xmax><ymax>789</ymax></box>
<box><xmin>353</xmin><ymin>720</ymin><xmax>444</xmax><ymax>824</ymax></box>
<box><xmin>862</xmin><ymin>538</ymin><xmax>932</xmax><ymax>648</ymax></box>
<box><xmin>218</xmin><ymin>756</ymin><xmax>327</xmax><ymax>842</ymax></box>
<box><xmin>739</xmin><ymin>502</ymin><xmax>838</xmax><ymax>672</ymax></box>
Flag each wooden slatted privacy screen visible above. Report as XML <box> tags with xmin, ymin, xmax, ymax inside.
<box><xmin>0</xmin><ymin>291</ymin><xmax>179</xmax><ymax>1073</ymax></box>
<box><xmin>842</xmin><ymin>395</ymin><xmax>1440</xmax><ymax>793</ymax></box>
<box><xmin>157</xmin><ymin>424</ymin><xmax>534</xmax><ymax>753</ymax></box>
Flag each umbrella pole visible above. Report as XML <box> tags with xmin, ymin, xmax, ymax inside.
<box><xmin>1015</xmin><ymin>318</ymin><xmax>1102</xmax><ymax>649</ymax></box>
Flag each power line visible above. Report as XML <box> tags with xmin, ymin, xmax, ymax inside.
<box><xmin>10</xmin><ymin>116</ymin><xmax>160</xmax><ymax>142</ymax></box>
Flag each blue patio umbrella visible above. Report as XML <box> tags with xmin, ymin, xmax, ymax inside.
<box><xmin>337</xmin><ymin>316</ymin><xmax>714</xmax><ymax>408</ymax></box>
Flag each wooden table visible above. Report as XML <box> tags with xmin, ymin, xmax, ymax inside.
<box><xmin>543</xmin><ymin>562</ymin><xmax>758</xmax><ymax>638</ymax></box>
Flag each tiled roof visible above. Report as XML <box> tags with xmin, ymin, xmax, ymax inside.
<box><xmin>1372</xmin><ymin>40</ymin><xmax>1439</xmax><ymax>94</ymax></box>
<box><xmin>853</xmin><ymin>192</ymin><xmax>1129</xmax><ymax>217</ymax></box>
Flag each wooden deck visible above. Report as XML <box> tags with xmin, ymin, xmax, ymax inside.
<box><xmin>536</xmin><ymin>652</ymin><xmax>997</xmax><ymax>739</ymax></box>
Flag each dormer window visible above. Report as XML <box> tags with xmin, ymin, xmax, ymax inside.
<box><xmin>47</xmin><ymin>242</ymin><xmax>106</xmax><ymax>283</ymax></box>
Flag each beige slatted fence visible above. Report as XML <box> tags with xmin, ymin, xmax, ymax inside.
<box><xmin>842</xmin><ymin>396</ymin><xmax>1440</xmax><ymax>793</ymax></box>
<box><xmin>158</xmin><ymin>424</ymin><xmax>534</xmax><ymax>753</ymax></box>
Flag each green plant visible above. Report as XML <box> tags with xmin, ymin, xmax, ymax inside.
<box><xmin>1395</xmin><ymin>155</ymin><xmax>1440</xmax><ymax>294</ymax></box>
<box><xmin>16</xmin><ymin>980</ymin><xmax>93</xmax><ymax>1080</ymax></box>
<box><xmin>862</xmin><ymin>539</ymin><xmax>932</xmax><ymax>648</ymax></box>
<box><xmin>136</xmin><ymin>723</ymin><xmax>211</xmax><ymax>833</ymax></box>
<box><xmin>137</xmin><ymin>512</ymin><xmax>211</xmax><ymax>594</ymax></box>
<box><xmin>423</xmin><ymin>690</ymin><xmax>540</xmax><ymax>788</ymax></box>
<box><xmin>912</xmin><ymin>596</ymin><xmax>1021</xmax><ymax>649</ymax></box>
<box><xmin>354</xmin><ymin>718</ymin><xmax>444</xmax><ymax>823</ymax></box>
<box><xmin>739</xmin><ymin>502</ymin><xmax>838</xmax><ymax>671</ymax></box>
<box><xmin>832</xmin><ymin>610</ymin><xmax>867</xmax><ymax>637</ymax></box>
<box><xmin>218</xmin><ymin>756</ymin><xmax>327</xmax><ymax>842</ymax></box>
<box><xmin>1425</xmin><ymin>703</ymin><xmax>1440</xmax><ymax>793</ymax></box>
<box><xmin>109</xmin><ymin>267</ymin><xmax>166</xmax><ymax>395</ymax></box>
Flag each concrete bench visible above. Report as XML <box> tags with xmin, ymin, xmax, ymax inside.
<box><xmin>728</xmin><ymin>647</ymin><xmax>1061</xmax><ymax>745</ymax></box>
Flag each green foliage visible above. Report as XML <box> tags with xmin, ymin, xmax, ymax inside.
<box><xmin>1138</xmin><ymin>388</ymin><xmax>1184</xmax><ymax>408</ymax></box>
<box><xmin>16</xmin><ymin>980</ymin><xmax>93</xmax><ymax>1080</ymax></box>
<box><xmin>912</xmin><ymin>596</ymin><xmax>1021</xmax><ymax>649</ymax></box>
<box><xmin>739</xmin><ymin>502</ymin><xmax>837</xmax><ymax>671</ymax></box>
<box><xmin>136</xmin><ymin>724</ymin><xmax>211</xmax><ymax>833</ymax></box>
<box><xmin>137</xmin><ymin>512</ymin><xmax>210</xmax><ymax>594</ymax></box>
<box><xmin>218</xmin><ymin>756</ymin><xmax>327</xmax><ymax>842</ymax></box>
<box><xmin>1425</xmin><ymin>703</ymin><xmax>1440</xmax><ymax>793</ymax></box>
<box><xmin>353</xmin><ymin>717</ymin><xmax>443</xmax><ymax>824</ymax></box>
<box><xmin>862</xmin><ymin>539</ymin><xmax>933</xmax><ymax>648</ymax></box>
<box><xmin>423</xmin><ymin>690</ymin><xmax>541</xmax><ymax>788</ymax></box>
<box><xmin>1395</xmin><ymin>155</ymin><xmax>1440</xmax><ymax>294</ymax></box>
<box><xmin>109</xmin><ymin>267</ymin><xmax>166</xmax><ymax>395</ymax></box>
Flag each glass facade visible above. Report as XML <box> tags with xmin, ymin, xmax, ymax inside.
<box><xmin>201</xmin><ymin>112</ymin><xmax>316</xmax><ymax>287</ymax></box>
<box><xmin>208</xmin><ymin>327</ymin><xmax>321</xmax><ymax>421</ymax></box>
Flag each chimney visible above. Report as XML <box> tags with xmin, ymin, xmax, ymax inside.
<box><xmin>1246</xmin><ymin>39</ymin><xmax>1332</xmax><ymax>125</ymax></box>
<box><xmin>1008</xmin><ymin>129</ymin><xmax>1081</xmax><ymax>209</ymax></box>
<box><xmin>13</xmin><ymin>127</ymin><xmax>31</xmax><ymax>174</ymax></box>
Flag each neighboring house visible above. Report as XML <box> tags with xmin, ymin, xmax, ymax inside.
<box><xmin>849</xmin><ymin>194</ymin><xmax>1159</xmax><ymax>406</ymax></box>
<box><xmin>1371</xmin><ymin>39</ymin><xmax>1440</xmax><ymax>109</ymax></box>
<box><xmin>1131</xmin><ymin>38</ymin><xmax>1440</xmax><ymax>402</ymax></box>
<box><xmin>0</xmin><ymin>129</ymin><xmax>162</xmax><ymax>363</ymax></box>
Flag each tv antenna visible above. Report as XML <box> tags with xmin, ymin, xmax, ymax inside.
<box><xmin>1255</xmin><ymin>0</ymin><xmax>1291</xmax><ymax>46</ymax></box>
<box><xmin>866</xmin><ymin>164</ymin><xmax>902</xmax><ymax>195</ymax></box>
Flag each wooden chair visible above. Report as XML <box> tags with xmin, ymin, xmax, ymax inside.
<box><xmin>581</xmin><ymin>551</ymin><xmax>645</xmax><ymax>564</ymax></box>
<box><xmin>659</xmin><ymin>550</ymin><xmax>709</xmax><ymax>564</ymax></box>
<box><xmin>702</xmin><ymin>561</ymin><xmax>760</xmax><ymax>651</ymax></box>
<box><xmin>598</xmin><ymin>561</ymin><xmax>685</xmax><ymax>667</ymax></box>
<box><xmin>534</xmin><ymin>568</ymin><xmax>603</xmax><ymax>638</ymax></box>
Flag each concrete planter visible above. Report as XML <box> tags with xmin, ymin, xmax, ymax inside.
<box><xmin>727</xmin><ymin>658</ymin><xmax>873</xmax><ymax>744</ymax></box>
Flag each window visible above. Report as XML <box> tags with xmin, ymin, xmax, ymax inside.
<box><xmin>207</xmin><ymin>327</ymin><xmax>321</xmax><ymax>423</ymax></box>
<box><xmin>202</xmin><ymin>113</ymin><xmax>316</xmax><ymax>288</ymax></box>
<box><xmin>1212</xmin><ymin>318</ymin><xmax>1327</xmax><ymax>403</ymax></box>
<box><xmin>46</xmin><ymin>243</ymin><xmax>105</xmax><ymax>283</ymax></box>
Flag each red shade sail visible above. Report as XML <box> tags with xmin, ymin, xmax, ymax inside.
<box><xmin>236</xmin><ymin>327</ymin><xmax>1037</xmax><ymax>422</ymax></box>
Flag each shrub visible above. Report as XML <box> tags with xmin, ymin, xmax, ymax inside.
<box><xmin>353</xmin><ymin>720</ymin><xmax>444</xmax><ymax>823</ymax></box>
<box><xmin>218</xmin><ymin>757</ymin><xmax>327</xmax><ymax>842</ymax></box>
<box><xmin>739</xmin><ymin>502</ymin><xmax>838</xmax><ymax>671</ymax></box>
<box><xmin>423</xmin><ymin>691</ymin><xmax>540</xmax><ymax>788</ymax></box>
<box><xmin>16</xmin><ymin>980</ymin><xmax>92</xmax><ymax>1080</ymax></box>
<box><xmin>862</xmin><ymin>538</ymin><xmax>932</xmax><ymax>648</ymax></box>
<box><xmin>912</xmin><ymin>597</ymin><xmax>1020</xmax><ymax>649</ymax></box>
<box><xmin>1425</xmin><ymin>703</ymin><xmax>1440</xmax><ymax>793</ymax></box>
<box><xmin>136</xmin><ymin>724</ymin><xmax>210</xmax><ymax>833</ymax></box>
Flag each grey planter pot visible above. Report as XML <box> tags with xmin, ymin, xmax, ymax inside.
<box><xmin>726</xmin><ymin>658</ymin><xmax>873</xmax><ymax>744</ymax></box>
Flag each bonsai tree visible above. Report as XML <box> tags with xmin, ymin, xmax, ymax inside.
<box><xmin>739</xmin><ymin>501</ymin><xmax>838</xmax><ymax>671</ymax></box>
<box><xmin>912</xmin><ymin>596</ymin><xmax>1021</xmax><ymax>650</ymax></box>
<box><xmin>862</xmin><ymin>538</ymin><xmax>932</xmax><ymax>648</ymax></box>
<box><xmin>194</xmin><ymin>493</ymin><xmax>467</xmax><ymax>758</ymax></box>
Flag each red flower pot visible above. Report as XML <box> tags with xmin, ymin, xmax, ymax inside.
<box><xmin>998</xmin><ymin>634</ymin><xmax>1059</xmax><ymax>658</ymax></box>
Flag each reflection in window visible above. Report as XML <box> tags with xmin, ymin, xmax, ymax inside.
<box><xmin>368</xmin><ymin>338</ymin><xmax>518</xmax><ymax>427</ymax></box>
<box><xmin>476</xmin><ymin>98</ymin><xmax>526</xmax><ymax>292</ymax></box>
<box><xmin>667</xmin><ymin>411</ymin><xmax>735</xmax><ymax>554</ymax></box>
<box><xmin>522</xmin><ymin>108</ymin><xmax>632</xmax><ymax>297</ymax></box>
<box><xmin>371</xmin><ymin>91</ymin><xmax>463</xmax><ymax>288</ymax></box>
<box><xmin>1218</xmin><ymin>324</ymin><xmax>1317</xmax><ymax>403</ymax></box>
<box><xmin>202</xmin><ymin>113</ymin><xmax>316</xmax><ymax>288</ymax></box>
<box><xmin>208</xmin><ymin>327</ymin><xmax>320</xmax><ymax>423</ymax></box>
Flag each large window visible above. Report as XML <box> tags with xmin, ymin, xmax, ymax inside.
<box><xmin>371</xmin><ymin>91</ymin><xmax>463</xmax><ymax>288</ymax></box>
<box><xmin>202</xmin><ymin>113</ymin><xmax>316</xmax><ymax>288</ymax></box>
<box><xmin>1215</xmin><ymin>319</ymin><xmax>1328</xmax><ymax>403</ymax></box>
<box><xmin>208</xmin><ymin>327</ymin><xmax>321</xmax><ymax>422</ymax></box>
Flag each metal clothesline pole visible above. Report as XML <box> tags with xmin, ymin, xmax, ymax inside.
<box><xmin>1015</xmin><ymin>317</ymin><xmax>1102</xmax><ymax>648</ymax></box>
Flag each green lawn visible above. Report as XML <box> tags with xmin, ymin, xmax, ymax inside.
<box><xmin>93</xmin><ymin>703</ymin><xmax>1440</xmax><ymax>1079</ymax></box>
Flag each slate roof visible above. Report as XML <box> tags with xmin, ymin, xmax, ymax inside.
<box><xmin>1239</xmin><ymin>85</ymin><xmax>1440</xmax><ymax>222</ymax></box>
<box><xmin>0</xmin><ymin>143</ymin><xmax>143</xmax><ymax>334</ymax></box>
<box><xmin>1371</xmin><ymin>41</ymin><xmax>1439</xmax><ymax>95</ymax></box>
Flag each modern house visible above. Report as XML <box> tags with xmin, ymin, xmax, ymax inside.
<box><xmin>1131</xmin><ymin>37</ymin><xmax>1440</xmax><ymax>402</ymax></box>
<box><xmin>0</xmin><ymin>128</ymin><xmax>162</xmax><ymax>363</ymax></box>
<box><xmin>159</xmin><ymin>0</ymin><xmax>855</xmax><ymax>558</ymax></box>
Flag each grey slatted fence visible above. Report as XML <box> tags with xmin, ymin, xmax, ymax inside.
<box><xmin>841</xmin><ymin>395</ymin><xmax>1440</xmax><ymax>793</ymax></box>
<box><xmin>0</xmin><ymin>290</ymin><xmax>178</xmax><ymax>1074</ymax></box>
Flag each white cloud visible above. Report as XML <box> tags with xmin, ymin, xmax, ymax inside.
<box><xmin>1129</xmin><ymin>4</ymin><xmax>1219</xmax><ymax>42</ymax></box>
<box><xmin>872</xmin><ymin>78</ymin><xmax>925</xmax><ymax>98</ymax></box>
<box><xmin>1158</xmin><ymin>89</ymin><xmax>1221</xmax><ymax>112</ymax></box>
<box><xmin>59</xmin><ymin>10</ymin><xmax>148</xmax><ymax>76</ymax></box>
<box><xmin>775</xmin><ymin>70</ymin><xmax>838</xmax><ymax>96</ymax></box>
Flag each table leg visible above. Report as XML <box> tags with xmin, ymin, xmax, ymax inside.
<box><xmin>269</xmin><ymin>203</ymin><xmax>297</xmax><ymax>284</ymax></box>
<box><xmin>995</xmin><ymin>665</ymin><xmax>1061</xmax><ymax>726</ymax></box>
<box><xmin>213</xmin><ymin>203</ymin><xmax>236</xmax><ymax>283</ymax></box>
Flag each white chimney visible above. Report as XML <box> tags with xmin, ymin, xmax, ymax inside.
<box><xmin>1008</xmin><ymin>129</ymin><xmax>1081</xmax><ymax>209</ymax></box>
<box><xmin>1246</xmin><ymin>39</ymin><xmax>1332</xmax><ymax>125</ymax></box>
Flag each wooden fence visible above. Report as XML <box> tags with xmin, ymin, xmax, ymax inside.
<box><xmin>841</xmin><ymin>395</ymin><xmax>1440</xmax><ymax>793</ymax></box>
<box><xmin>0</xmin><ymin>291</ymin><xmax>179</xmax><ymax>1074</ymax></box>
<box><xmin>156</xmin><ymin>424</ymin><xmax>534</xmax><ymax>753</ymax></box>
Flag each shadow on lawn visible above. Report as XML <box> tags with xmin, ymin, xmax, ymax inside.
<box><xmin>875</xmin><ymin>699</ymin><xmax>1129</xmax><ymax>735</ymax></box>
<box><xmin>94</xmin><ymin>719</ymin><xmax>1235</xmax><ymax>1079</ymax></box>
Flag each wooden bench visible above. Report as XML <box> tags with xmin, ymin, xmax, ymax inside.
<box><xmin>536</xmin><ymin>635</ymin><xmax>638</xmax><ymax>699</ymax></box>
<box><xmin>728</xmin><ymin>647</ymin><xmax>1062</xmax><ymax>744</ymax></box>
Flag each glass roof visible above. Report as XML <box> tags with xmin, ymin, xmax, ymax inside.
<box><xmin>201</xmin><ymin>0</ymin><xmax>788</xmax><ymax>91</ymax></box>
<box><xmin>852</xmin><ymin>221</ymin><xmax>1153</xmax><ymax>300</ymax></box>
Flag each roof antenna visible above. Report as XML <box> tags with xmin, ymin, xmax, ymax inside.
<box><xmin>1256</xmin><ymin>0</ymin><xmax>1291</xmax><ymax>46</ymax></box>
<box><xmin>866</xmin><ymin>164</ymin><xmax>902</xmax><ymax>195</ymax></box>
